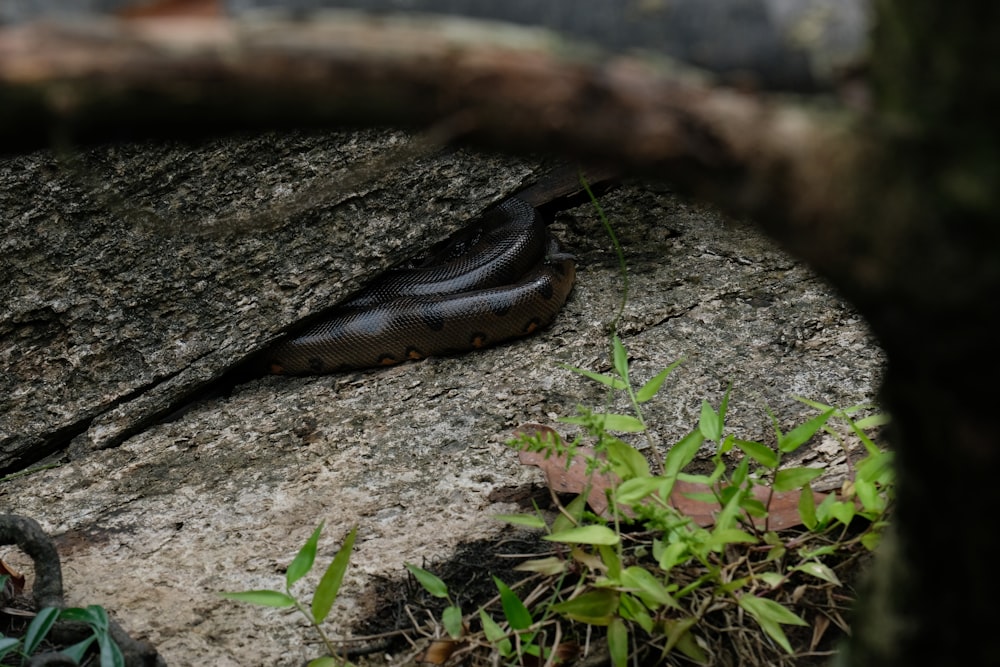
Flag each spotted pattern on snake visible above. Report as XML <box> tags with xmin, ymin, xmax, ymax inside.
<box><xmin>266</xmin><ymin>196</ymin><xmax>576</xmax><ymax>375</ymax></box>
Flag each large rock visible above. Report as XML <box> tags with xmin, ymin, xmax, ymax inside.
<box><xmin>0</xmin><ymin>130</ymin><xmax>882</xmax><ymax>665</ymax></box>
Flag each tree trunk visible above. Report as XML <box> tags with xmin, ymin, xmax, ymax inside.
<box><xmin>835</xmin><ymin>2</ymin><xmax>1000</xmax><ymax>664</ymax></box>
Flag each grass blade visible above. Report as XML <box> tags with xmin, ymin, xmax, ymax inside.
<box><xmin>636</xmin><ymin>359</ymin><xmax>683</xmax><ymax>403</ymax></box>
<box><xmin>312</xmin><ymin>526</ymin><xmax>357</xmax><ymax>623</ymax></box>
<box><xmin>219</xmin><ymin>590</ymin><xmax>296</xmax><ymax>608</ymax></box>
<box><xmin>287</xmin><ymin>522</ymin><xmax>325</xmax><ymax>589</ymax></box>
<box><xmin>494</xmin><ymin>577</ymin><xmax>533</xmax><ymax>630</ymax></box>
<box><xmin>23</xmin><ymin>606</ymin><xmax>60</xmax><ymax>654</ymax></box>
<box><xmin>406</xmin><ymin>563</ymin><xmax>450</xmax><ymax>599</ymax></box>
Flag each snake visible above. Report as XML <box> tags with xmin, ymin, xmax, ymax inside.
<box><xmin>265</xmin><ymin>195</ymin><xmax>577</xmax><ymax>375</ymax></box>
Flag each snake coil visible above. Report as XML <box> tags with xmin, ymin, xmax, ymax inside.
<box><xmin>266</xmin><ymin>197</ymin><xmax>575</xmax><ymax>375</ymax></box>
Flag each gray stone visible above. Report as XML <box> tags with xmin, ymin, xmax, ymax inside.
<box><xmin>0</xmin><ymin>131</ymin><xmax>882</xmax><ymax>665</ymax></box>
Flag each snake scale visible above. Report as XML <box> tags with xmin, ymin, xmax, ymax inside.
<box><xmin>265</xmin><ymin>167</ymin><xmax>614</xmax><ymax>375</ymax></box>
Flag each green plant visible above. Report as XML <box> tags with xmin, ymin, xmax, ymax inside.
<box><xmin>0</xmin><ymin>603</ymin><xmax>124</xmax><ymax>667</ymax></box>
<box><xmin>400</xmin><ymin>179</ymin><xmax>890</xmax><ymax>664</ymax></box>
<box><xmin>221</xmin><ymin>522</ymin><xmax>358</xmax><ymax>667</ymax></box>
<box><xmin>481</xmin><ymin>335</ymin><xmax>892</xmax><ymax>665</ymax></box>
<box><xmin>406</xmin><ymin>562</ymin><xmax>567</xmax><ymax>664</ymax></box>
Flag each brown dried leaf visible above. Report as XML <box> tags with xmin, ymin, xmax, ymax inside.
<box><xmin>514</xmin><ymin>425</ymin><xmax>830</xmax><ymax>530</ymax></box>
<box><xmin>416</xmin><ymin>639</ymin><xmax>458</xmax><ymax>664</ymax></box>
<box><xmin>515</xmin><ymin>425</ymin><xmax>618</xmax><ymax>516</ymax></box>
<box><xmin>0</xmin><ymin>558</ymin><xmax>25</xmax><ymax>597</ymax></box>
<box><xmin>810</xmin><ymin>614</ymin><xmax>831</xmax><ymax>651</ymax></box>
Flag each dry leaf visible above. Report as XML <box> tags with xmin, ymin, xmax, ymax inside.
<box><xmin>0</xmin><ymin>558</ymin><xmax>25</xmax><ymax>597</ymax></box>
<box><xmin>515</xmin><ymin>424</ymin><xmax>618</xmax><ymax>516</ymax></box>
<box><xmin>416</xmin><ymin>639</ymin><xmax>458</xmax><ymax>664</ymax></box>
<box><xmin>810</xmin><ymin>614</ymin><xmax>831</xmax><ymax>651</ymax></box>
<box><xmin>515</xmin><ymin>424</ymin><xmax>829</xmax><ymax>530</ymax></box>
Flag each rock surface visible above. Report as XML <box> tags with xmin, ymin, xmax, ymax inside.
<box><xmin>0</xmin><ymin>130</ymin><xmax>883</xmax><ymax>665</ymax></box>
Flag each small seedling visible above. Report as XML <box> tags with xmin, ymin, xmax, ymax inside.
<box><xmin>221</xmin><ymin>522</ymin><xmax>358</xmax><ymax>667</ymax></box>
<box><xmin>0</xmin><ymin>603</ymin><xmax>124</xmax><ymax>666</ymax></box>
<box><xmin>490</xmin><ymin>335</ymin><xmax>891</xmax><ymax>665</ymax></box>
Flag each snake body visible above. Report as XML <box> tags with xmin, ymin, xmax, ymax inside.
<box><xmin>266</xmin><ymin>196</ymin><xmax>575</xmax><ymax>375</ymax></box>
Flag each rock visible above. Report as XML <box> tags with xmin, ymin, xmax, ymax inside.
<box><xmin>0</xmin><ymin>130</ymin><xmax>882</xmax><ymax>665</ymax></box>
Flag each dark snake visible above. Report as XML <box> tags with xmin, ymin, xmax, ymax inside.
<box><xmin>265</xmin><ymin>196</ymin><xmax>576</xmax><ymax>375</ymax></box>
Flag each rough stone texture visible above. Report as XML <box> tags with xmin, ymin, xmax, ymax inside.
<box><xmin>0</xmin><ymin>131</ymin><xmax>883</xmax><ymax>665</ymax></box>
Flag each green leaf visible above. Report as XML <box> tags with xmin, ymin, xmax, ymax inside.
<box><xmin>798</xmin><ymin>483</ymin><xmax>817</xmax><ymax>530</ymax></box>
<box><xmin>442</xmin><ymin>605</ymin><xmax>464</xmax><ymax>639</ymax></box>
<box><xmin>492</xmin><ymin>513</ymin><xmax>547</xmax><ymax>529</ymax></box>
<box><xmin>494</xmin><ymin>577</ymin><xmax>533</xmax><ymax>630</ymax></box>
<box><xmin>0</xmin><ymin>637</ymin><xmax>20</xmax><ymax>658</ymax></box>
<box><xmin>791</xmin><ymin>396</ymin><xmax>832</xmax><ymax>411</ymax></box>
<box><xmin>406</xmin><ymin>563</ymin><xmax>449</xmax><ymax>599</ymax></box>
<box><xmin>561</xmin><ymin>364</ymin><xmax>628</xmax><ymax>390</ymax></box>
<box><xmin>778</xmin><ymin>409</ymin><xmax>834</xmax><ymax>453</ymax></box>
<box><xmin>606</xmin><ymin>439</ymin><xmax>650</xmax><ymax>479</ymax></box>
<box><xmin>848</xmin><ymin>418</ymin><xmax>883</xmax><ymax>457</ymax></box>
<box><xmin>713</xmin><ymin>482</ymin><xmax>745</xmax><ymax>532</ymax></box>
<box><xmin>552</xmin><ymin>493</ymin><xmax>588</xmax><ymax>533</ymax></box>
<box><xmin>861</xmin><ymin>530</ymin><xmax>883</xmax><ymax>551</ymax></box>
<box><xmin>312</xmin><ymin>526</ymin><xmax>357</xmax><ymax>623</ymax></box>
<box><xmin>740</xmin><ymin>496</ymin><xmax>768</xmax><ymax>517</ymax></box>
<box><xmin>219</xmin><ymin>590</ymin><xmax>297</xmax><ymax>608</ymax></box>
<box><xmin>59</xmin><ymin>605</ymin><xmax>108</xmax><ymax>631</ymax></box>
<box><xmin>707</xmin><ymin>460</ymin><xmax>727</xmax><ymax>484</ymax></box>
<box><xmin>479</xmin><ymin>610</ymin><xmax>512</xmax><ymax>656</ymax></box>
<box><xmin>758</xmin><ymin>572</ymin><xmax>785</xmax><ymax>588</ymax></box>
<box><xmin>734</xmin><ymin>439</ymin><xmax>779</xmax><ymax>468</ymax></box>
<box><xmin>615</xmin><ymin>476</ymin><xmax>662</xmax><ymax>506</ymax></box>
<box><xmin>699</xmin><ymin>401</ymin><xmax>722</xmax><ymax>442</ymax></box>
<box><xmin>61</xmin><ymin>636</ymin><xmax>96</xmax><ymax>663</ymax></box>
<box><xmin>594</xmin><ymin>413</ymin><xmax>646</xmax><ymax>432</ymax></box>
<box><xmin>607</xmin><ymin>617</ymin><xmax>629</xmax><ymax>667</ymax></box>
<box><xmin>730</xmin><ymin>456</ymin><xmax>750</xmax><ymax>488</ymax></box>
<box><xmin>740</xmin><ymin>595</ymin><xmax>809</xmax><ymax>626</ymax></box>
<box><xmin>97</xmin><ymin>628</ymin><xmax>125</xmax><ymax>667</ymax></box>
<box><xmin>514</xmin><ymin>556</ymin><xmax>567</xmax><ymax>576</ymax></box>
<box><xmin>676</xmin><ymin>472</ymin><xmax>712</xmax><ymax>485</ymax></box>
<box><xmin>619</xmin><ymin>593</ymin><xmax>655</xmax><ymax>632</ymax></box>
<box><xmin>655</xmin><ymin>540</ymin><xmax>689</xmax><ymax>573</ymax></box>
<box><xmin>773</xmin><ymin>467</ymin><xmax>823</xmax><ymax>492</ymax></box>
<box><xmin>89</xmin><ymin>604</ymin><xmax>110</xmax><ymax>632</ymax></box>
<box><xmin>551</xmin><ymin>589</ymin><xmax>618</xmax><ymax>625</ymax></box>
<box><xmin>856</xmin><ymin>450</ymin><xmax>894</xmax><ymax>484</ymax></box>
<box><xmin>612</xmin><ymin>335</ymin><xmax>630</xmax><ymax>381</ymax></box>
<box><xmin>800</xmin><ymin>544</ymin><xmax>838</xmax><ymax>559</ymax></box>
<box><xmin>738</xmin><ymin>595</ymin><xmax>808</xmax><ymax>654</ymax></box>
<box><xmin>635</xmin><ymin>359</ymin><xmax>683</xmax><ymax>403</ymax></box>
<box><xmin>23</xmin><ymin>606</ymin><xmax>60</xmax><ymax>654</ymax></box>
<box><xmin>544</xmin><ymin>525</ymin><xmax>620</xmax><ymax>546</ymax></box>
<box><xmin>792</xmin><ymin>562</ymin><xmax>842</xmax><ymax>586</ymax></box>
<box><xmin>664</xmin><ymin>430</ymin><xmax>705</xmax><ymax>478</ymax></box>
<box><xmin>829</xmin><ymin>500</ymin><xmax>856</xmax><ymax>526</ymax></box>
<box><xmin>718</xmin><ymin>383</ymin><xmax>732</xmax><ymax>423</ymax></box>
<box><xmin>682</xmin><ymin>491</ymin><xmax>720</xmax><ymax>504</ymax></box>
<box><xmin>620</xmin><ymin>566</ymin><xmax>679</xmax><ymax>609</ymax></box>
<box><xmin>287</xmin><ymin>522</ymin><xmax>325</xmax><ymax>589</ymax></box>
<box><xmin>854</xmin><ymin>477</ymin><xmax>885</xmax><ymax>514</ymax></box>
<box><xmin>719</xmin><ymin>433</ymin><xmax>736</xmax><ymax>455</ymax></box>
<box><xmin>664</xmin><ymin>617</ymin><xmax>707</xmax><ymax>663</ymax></box>
<box><xmin>814</xmin><ymin>492</ymin><xmax>837</xmax><ymax>525</ymax></box>
<box><xmin>853</xmin><ymin>412</ymin><xmax>890</xmax><ymax>429</ymax></box>
<box><xmin>707</xmin><ymin>528</ymin><xmax>758</xmax><ymax>551</ymax></box>
<box><xmin>599</xmin><ymin>544</ymin><xmax>622</xmax><ymax>580</ymax></box>
<box><xmin>307</xmin><ymin>658</ymin><xmax>341</xmax><ymax>667</ymax></box>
